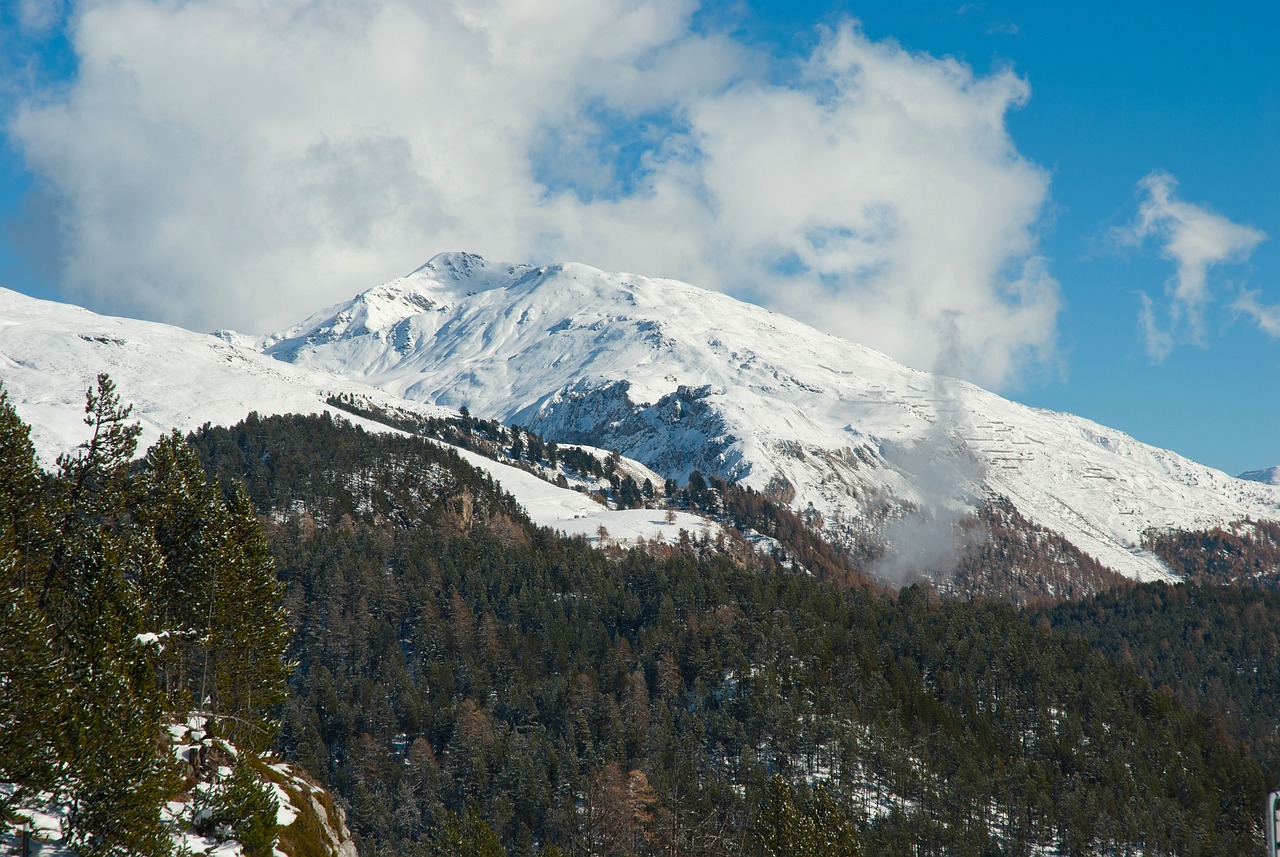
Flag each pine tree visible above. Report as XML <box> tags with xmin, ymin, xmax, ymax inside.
<box><xmin>807</xmin><ymin>783</ymin><xmax>859</xmax><ymax>856</ymax></box>
<box><xmin>0</xmin><ymin>387</ymin><xmax>54</xmax><ymax>590</ymax></box>
<box><xmin>38</xmin><ymin>376</ymin><xmax>177</xmax><ymax>855</ymax></box>
<box><xmin>195</xmin><ymin>758</ymin><xmax>280</xmax><ymax>857</ymax></box>
<box><xmin>428</xmin><ymin>807</ymin><xmax>507</xmax><ymax>857</ymax></box>
<box><xmin>61</xmin><ymin>580</ymin><xmax>177</xmax><ymax>857</ymax></box>
<box><xmin>213</xmin><ymin>483</ymin><xmax>291</xmax><ymax>749</ymax></box>
<box><xmin>752</xmin><ymin>775</ymin><xmax>813</xmax><ymax>857</ymax></box>
<box><xmin>136</xmin><ymin>429</ymin><xmax>227</xmax><ymax>707</ymax></box>
<box><xmin>0</xmin><ymin>582</ymin><xmax>64</xmax><ymax>819</ymax></box>
<box><xmin>0</xmin><ymin>379</ymin><xmax>299</xmax><ymax>853</ymax></box>
<box><xmin>138</xmin><ymin>431</ymin><xmax>291</xmax><ymax>750</ymax></box>
<box><xmin>0</xmin><ymin>389</ymin><xmax>64</xmax><ymax>815</ymax></box>
<box><xmin>41</xmin><ymin>373</ymin><xmax>145</xmax><ymax>627</ymax></box>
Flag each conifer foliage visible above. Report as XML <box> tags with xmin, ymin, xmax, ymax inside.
<box><xmin>190</xmin><ymin>411</ymin><xmax>1268</xmax><ymax>857</ymax></box>
<box><xmin>0</xmin><ymin>376</ymin><xmax>291</xmax><ymax>851</ymax></box>
<box><xmin>138</xmin><ymin>431</ymin><xmax>291</xmax><ymax>750</ymax></box>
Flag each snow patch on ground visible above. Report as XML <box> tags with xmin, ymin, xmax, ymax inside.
<box><xmin>447</xmin><ymin>443</ymin><xmax>719</xmax><ymax>544</ymax></box>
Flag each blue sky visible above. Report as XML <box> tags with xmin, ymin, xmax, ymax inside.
<box><xmin>736</xmin><ymin>1</ymin><xmax>1279</xmax><ymax>475</ymax></box>
<box><xmin>1</xmin><ymin>1</ymin><xmax>1276</xmax><ymax>475</ymax></box>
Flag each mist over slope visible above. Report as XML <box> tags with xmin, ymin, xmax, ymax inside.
<box><xmin>255</xmin><ymin>252</ymin><xmax>1280</xmax><ymax>582</ymax></box>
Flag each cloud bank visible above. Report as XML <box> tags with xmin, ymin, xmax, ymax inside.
<box><xmin>1119</xmin><ymin>171</ymin><xmax>1268</xmax><ymax>360</ymax></box>
<box><xmin>8</xmin><ymin>0</ymin><xmax>1059</xmax><ymax>389</ymax></box>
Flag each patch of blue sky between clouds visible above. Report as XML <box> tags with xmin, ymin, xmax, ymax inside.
<box><xmin>531</xmin><ymin>102</ymin><xmax>690</xmax><ymax>205</ymax></box>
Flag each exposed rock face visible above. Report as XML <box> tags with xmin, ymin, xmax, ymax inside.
<box><xmin>269</xmin><ymin>760</ymin><xmax>359</xmax><ymax>857</ymax></box>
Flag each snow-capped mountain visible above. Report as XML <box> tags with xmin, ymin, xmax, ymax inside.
<box><xmin>0</xmin><ymin>286</ymin><xmax>716</xmax><ymax>546</ymax></box>
<box><xmin>1240</xmin><ymin>466</ymin><xmax>1280</xmax><ymax>486</ymax></box>
<box><xmin>255</xmin><ymin>252</ymin><xmax>1280</xmax><ymax>582</ymax></box>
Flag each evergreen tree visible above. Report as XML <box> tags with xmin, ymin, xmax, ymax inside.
<box><xmin>0</xmin><ymin>387</ymin><xmax>53</xmax><ymax>589</ymax></box>
<box><xmin>41</xmin><ymin>376</ymin><xmax>176</xmax><ymax>855</ymax></box>
<box><xmin>138</xmin><ymin>433</ymin><xmax>291</xmax><ymax>749</ymax></box>
<box><xmin>751</xmin><ymin>776</ymin><xmax>815</xmax><ymax>857</ymax></box>
<box><xmin>61</xmin><ymin>591</ymin><xmax>176</xmax><ymax>857</ymax></box>
<box><xmin>136</xmin><ymin>429</ymin><xmax>227</xmax><ymax>707</ymax></box>
<box><xmin>195</xmin><ymin>759</ymin><xmax>280</xmax><ymax>857</ymax></box>
<box><xmin>0</xmin><ymin>379</ymin><xmax>294</xmax><ymax>853</ymax></box>
<box><xmin>213</xmin><ymin>483</ymin><xmax>291</xmax><ymax>748</ymax></box>
<box><xmin>426</xmin><ymin>807</ymin><xmax>508</xmax><ymax>857</ymax></box>
<box><xmin>0</xmin><ymin>583</ymin><xmax>64</xmax><ymax>819</ymax></box>
<box><xmin>0</xmin><ymin>390</ymin><xmax>63</xmax><ymax>815</ymax></box>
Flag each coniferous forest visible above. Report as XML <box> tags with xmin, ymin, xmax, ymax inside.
<box><xmin>2</xmin><ymin>385</ymin><xmax>1276</xmax><ymax>856</ymax></box>
<box><xmin>189</xmin><ymin>411</ymin><xmax>1269</xmax><ymax>856</ymax></box>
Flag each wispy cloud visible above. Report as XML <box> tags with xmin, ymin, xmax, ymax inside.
<box><xmin>1234</xmin><ymin>289</ymin><xmax>1280</xmax><ymax>338</ymax></box>
<box><xmin>15</xmin><ymin>0</ymin><xmax>65</xmax><ymax>34</ymax></box>
<box><xmin>956</xmin><ymin>4</ymin><xmax>1019</xmax><ymax>37</ymax></box>
<box><xmin>6</xmin><ymin>0</ymin><xmax>1059</xmax><ymax>389</ymax></box>
<box><xmin>1117</xmin><ymin>171</ymin><xmax>1266</xmax><ymax>360</ymax></box>
<box><xmin>985</xmin><ymin>21</ymin><xmax>1019</xmax><ymax>37</ymax></box>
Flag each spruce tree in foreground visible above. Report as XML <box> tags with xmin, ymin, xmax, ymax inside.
<box><xmin>0</xmin><ymin>389</ymin><xmax>63</xmax><ymax>815</ymax></box>
<box><xmin>138</xmin><ymin>431</ymin><xmax>291</xmax><ymax>751</ymax></box>
<box><xmin>11</xmin><ymin>375</ymin><xmax>178</xmax><ymax>855</ymax></box>
<box><xmin>0</xmin><ymin>377</ymin><xmax>293</xmax><ymax>852</ymax></box>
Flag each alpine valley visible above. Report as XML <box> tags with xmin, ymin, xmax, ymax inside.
<box><xmin>4</xmin><ymin>254</ymin><xmax>1280</xmax><ymax>856</ymax></box>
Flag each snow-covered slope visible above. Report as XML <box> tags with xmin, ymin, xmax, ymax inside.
<box><xmin>1240</xmin><ymin>466</ymin><xmax>1280</xmax><ymax>486</ymax></box>
<box><xmin>259</xmin><ymin>253</ymin><xmax>1280</xmax><ymax>582</ymax></box>
<box><xmin>0</xmin><ymin>287</ymin><xmax>714</xmax><ymax>545</ymax></box>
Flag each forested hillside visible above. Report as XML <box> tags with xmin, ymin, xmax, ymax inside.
<box><xmin>188</xmin><ymin>413</ymin><xmax>1269</xmax><ymax>857</ymax></box>
<box><xmin>1043</xmin><ymin>581</ymin><xmax>1280</xmax><ymax>771</ymax></box>
<box><xmin>1142</xmin><ymin>519</ymin><xmax>1280</xmax><ymax>587</ymax></box>
<box><xmin>326</xmin><ymin>394</ymin><xmax>1127</xmax><ymax>604</ymax></box>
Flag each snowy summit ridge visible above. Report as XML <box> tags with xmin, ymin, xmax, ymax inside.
<box><xmin>260</xmin><ymin>253</ymin><xmax>1280</xmax><ymax>582</ymax></box>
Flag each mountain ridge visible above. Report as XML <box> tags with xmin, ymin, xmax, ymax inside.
<box><xmin>255</xmin><ymin>252</ymin><xmax>1280</xmax><ymax>583</ymax></box>
<box><xmin>0</xmin><ymin>286</ymin><xmax>718</xmax><ymax>549</ymax></box>
<box><xmin>5</xmin><ymin>256</ymin><xmax>1278</xmax><ymax>588</ymax></box>
<box><xmin>1241</xmin><ymin>465</ymin><xmax>1280</xmax><ymax>486</ymax></box>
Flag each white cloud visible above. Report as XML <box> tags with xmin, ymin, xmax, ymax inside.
<box><xmin>1118</xmin><ymin>171</ymin><xmax>1267</xmax><ymax>360</ymax></box>
<box><xmin>1234</xmin><ymin>289</ymin><xmax>1280</xmax><ymax>338</ymax></box>
<box><xmin>8</xmin><ymin>1</ymin><xmax>1059</xmax><ymax>389</ymax></box>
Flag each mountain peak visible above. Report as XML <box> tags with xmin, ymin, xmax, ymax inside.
<box><xmin>411</xmin><ymin>250</ymin><xmax>491</xmax><ymax>279</ymax></box>
<box><xmin>1239</xmin><ymin>466</ymin><xmax>1280</xmax><ymax>486</ymax></box>
<box><xmin>256</xmin><ymin>258</ymin><xmax>1280</xmax><ymax>583</ymax></box>
<box><xmin>404</xmin><ymin>251</ymin><xmax>540</xmax><ymax>295</ymax></box>
<box><xmin>264</xmin><ymin>252</ymin><xmax>514</xmax><ymax>357</ymax></box>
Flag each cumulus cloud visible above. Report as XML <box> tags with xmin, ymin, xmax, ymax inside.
<box><xmin>1118</xmin><ymin>171</ymin><xmax>1267</xmax><ymax>360</ymax></box>
<box><xmin>7</xmin><ymin>0</ymin><xmax>1059</xmax><ymax>389</ymax></box>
